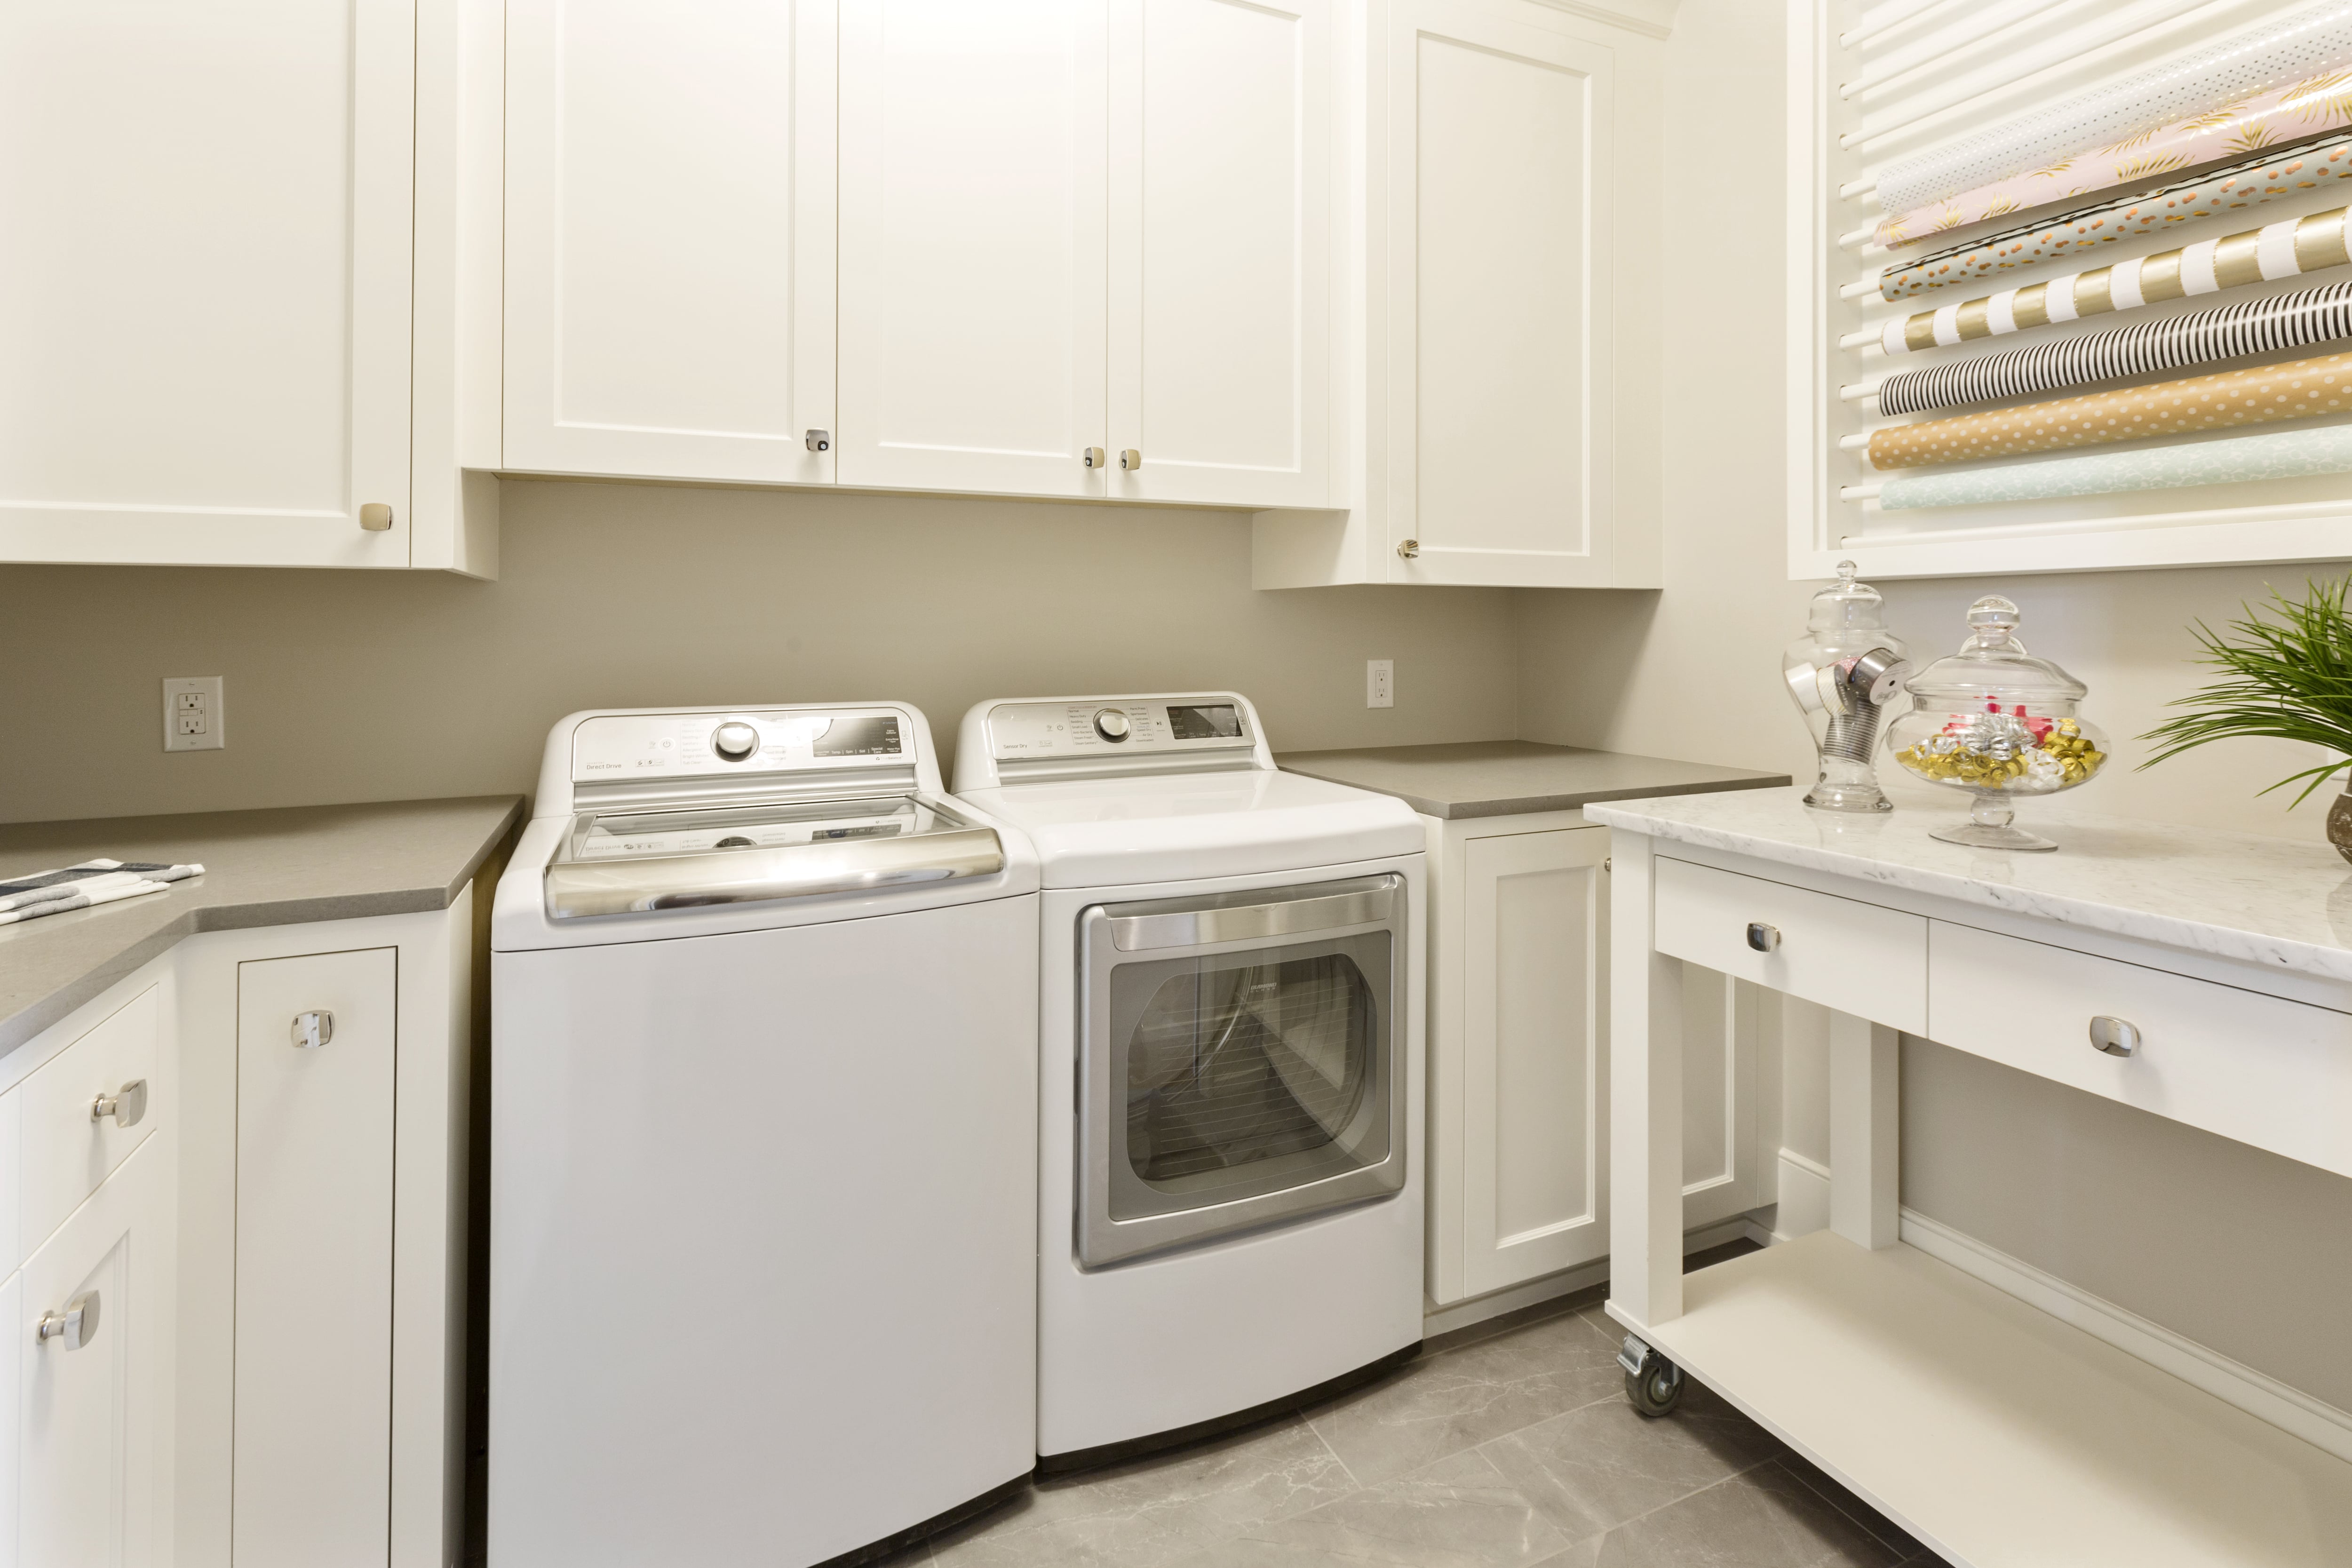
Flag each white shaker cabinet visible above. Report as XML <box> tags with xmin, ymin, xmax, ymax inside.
<box><xmin>1254</xmin><ymin>0</ymin><xmax>1665</xmax><ymax>588</ymax></box>
<box><xmin>1106</xmin><ymin>0</ymin><xmax>1333</xmax><ymax>509</ymax></box>
<box><xmin>0</xmin><ymin>0</ymin><xmax>419</xmax><ymax>568</ymax></box>
<box><xmin>503</xmin><ymin>0</ymin><xmax>839</xmax><ymax>486</ymax></box>
<box><xmin>1426</xmin><ymin>814</ymin><xmax>1760</xmax><ymax>1309</ymax></box>
<box><xmin>837</xmin><ymin>0</ymin><xmax>1111</xmax><ymax>499</ymax></box>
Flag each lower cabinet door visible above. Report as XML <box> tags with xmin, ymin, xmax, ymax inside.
<box><xmin>1453</xmin><ymin>826</ymin><xmax>1613</xmax><ymax>1299</ymax></box>
<box><xmin>19</xmin><ymin>1139</ymin><xmax>169</xmax><ymax>1568</ymax></box>
<box><xmin>234</xmin><ymin>947</ymin><xmax>397</xmax><ymax>1568</ymax></box>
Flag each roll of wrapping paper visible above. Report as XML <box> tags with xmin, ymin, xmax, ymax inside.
<box><xmin>1879</xmin><ymin>134</ymin><xmax>2352</xmax><ymax>302</ymax></box>
<box><xmin>1875</xmin><ymin>423</ymin><xmax>2352</xmax><ymax>509</ymax></box>
<box><xmin>1868</xmin><ymin>350</ymin><xmax>2352</xmax><ymax>469</ymax></box>
<box><xmin>1878</xmin><ymin>279</ymin><xmax>2352</xmax><ymax>417</ymax></box>
<box><xmin>1877</xmin><ymin>208</ymin><xmax>2352</xmax><ymax>355</ymax></box>
<box><xmin>1875</xmin><ymin>0</ymin><xmax>2352</xmax><ymax>215</ymax></box>
<box><xmin>1877</xmin><ymin>76</ymin><xmax>2352</xmax><ymax>250</ymax></box>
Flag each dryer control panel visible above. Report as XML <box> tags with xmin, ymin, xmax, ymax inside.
<box><xmin>987</xmin><ymin>699</ymin><xmax>1253</xmax><ymax>760</ymax></box>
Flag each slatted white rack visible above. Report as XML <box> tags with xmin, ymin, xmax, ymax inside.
<box><xmin>1789</xmin><ymin>0</ymin><xmax>2352</xmax><ymax>579</ymax></box>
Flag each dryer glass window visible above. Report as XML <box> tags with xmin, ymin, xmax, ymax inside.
<box><xmin>1123</xmin><ymin>952</ymin><xmax>1376</xmax><ymax>1190</ymax></box>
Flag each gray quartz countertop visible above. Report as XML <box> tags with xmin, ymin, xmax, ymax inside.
<box><xmin>0</xmin><ymin>796</ymin><xmax>523</xmax><ymax>1056</ymax></box>
<box><xmin>1275</xmin><ymin>740</ymin><xmax>1790</xmax><ymax>820</ymax></box>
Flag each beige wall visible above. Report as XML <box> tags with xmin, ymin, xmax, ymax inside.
<box><xmin>1511</xmin><ymin>0</ymin><xmax>2352</xmax><ymax>1406</ymax></box>
<box><xmin>1</xmin><ymin>480</ymin><xmax>1519</xmax><ymax>824</ymax></box>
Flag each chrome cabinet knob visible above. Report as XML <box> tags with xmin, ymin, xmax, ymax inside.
<box><xmin>1119</xmin><ymin>448</ymin><xmax>1141</xmax><ymax>471</ymax></box>
<box><xmin>2089</xmin><ymin>1016</ymin><xmax>2140</xmax><ymax>1058</ymax></box>
<box><xmin>1746</xmin><ymin>922</ymin><xmax>1782</xmax><ymax>953</ymax></box>
<box><xmin>90</xmin><ymin>1079</ymin><xmax>147</xmax><ymax>1129</ymax></box>
<box><xmin>291</xmin><ymin>1010</ymin><xmax>334</xmax><ymax>1051</ymax></box>
<box><xmin>1397</xmin><ymin>539</ymin><xmax>1420</xmax><ymax>559</ymax></box>
<box><xmin>358</xmin><ymin>502</ymin><xmax>395</xmax><ymax>532</ymax></box>
<box><xmin>1083</xmin><ymin>447</ymin><xmax>1108</xmax><ymax>469</ymax></box>
<box><xmin>711</xmin><ymin>721</ymin><xmax>759</xmax><ymax>761</ymax></box>
<box><xmin>804</xmin><ymin>429</ymin><xmax>830</xmax><ymax>452</ymax></box>
<box><xmin>36</xmin><ymin>1290</ymin><xmax>99</xmax><ymax>1350</ymax></box>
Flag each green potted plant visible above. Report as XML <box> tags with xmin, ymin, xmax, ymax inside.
<box><xmin>2141</xmin><ymin>575</ymin><xmax>2352</xmax><ymax>862</ymax></box>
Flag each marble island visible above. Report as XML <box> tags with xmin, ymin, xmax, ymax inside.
<box><xmin>1585</xmin><ymin>784</ymin><xmax>2352</xmax><ymax>986</ymax></box>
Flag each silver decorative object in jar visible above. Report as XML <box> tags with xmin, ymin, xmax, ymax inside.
<box><xmin>1884</xmin><ymin>595</ymin><xmax>2109</xmax><ymax>852</ymax></box>
<box><xmin>1784</xmin><ymin>561</ymin><xmax>1913</xmax><ymax>813</ymax></box>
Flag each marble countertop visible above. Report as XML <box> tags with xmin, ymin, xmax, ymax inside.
<box><xmin>1274</xmin><ymin>740</ymin><xmax>1789</xmax><ymax>820</ymax></box>
<box><xmin>1586</xmin><ymin>785</ymin><xmax>2352</xmax><ymax>984</ymax></box>
<box><xmin>0</xmin><ymin>796</ymin><xmax>524</xmax><ymax>1056</ymax></box>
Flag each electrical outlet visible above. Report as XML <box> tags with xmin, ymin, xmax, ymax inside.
<box><xmin>1366</xmin><ymin>659</ymin><xmax>1394</xmax><ymax>709</ymax></box>
<box><xmin>163</xmin><ymin>676</ymin><xmax>224</xmax><ymax>752</ymax></box>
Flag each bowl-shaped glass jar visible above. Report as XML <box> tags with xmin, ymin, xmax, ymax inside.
<box><xmin>1883</xmin><ymin>596</ymin><xmax>2109</xmax><ymax>852</ymax></box>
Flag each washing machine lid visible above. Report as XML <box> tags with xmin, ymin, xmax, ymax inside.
<box><xmin>961</xmin><ymin>769</ymin><xmax>1422</xmax><ymax>889</ymax></box>
<box><xmin>541</xmin><ymin>793</ymin><xmax>1003</xmax><ymax>920</ymax></box>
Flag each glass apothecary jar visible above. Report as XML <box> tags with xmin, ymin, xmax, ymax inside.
<box><xmin>1884</xmin><ymin>595</ymin><xmax>2109</xmax><ymax>852</ymax></box>
<box><xmin>1784</xmin><ymin>561</ymin><xmax>1913</xmax><ymax>813</ymax></box>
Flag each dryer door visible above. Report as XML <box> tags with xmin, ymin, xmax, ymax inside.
<box><xmin>1076</xmin><ymin>875</ymin><xmax>1406</xmax><ymax>1266</ymax></box>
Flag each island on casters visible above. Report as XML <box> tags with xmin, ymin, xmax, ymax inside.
<box><xmin>1589</xmin><ymin>786</ymin><xmax>2352</xmax><ymax>1568</ymax></box>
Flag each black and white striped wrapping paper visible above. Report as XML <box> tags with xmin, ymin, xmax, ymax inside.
<box><xmin>1876</xmin><ymin>281</ymin><xmax>2352</xmax><ymax>418</ymax></box>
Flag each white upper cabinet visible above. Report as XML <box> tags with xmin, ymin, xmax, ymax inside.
<box><xmin>836</xmin><ymin>0</ymin><xmax>1111</xmax><ymax>499</ymax></box>
<box><xmin>504</xmin><ymin>0</ymin><xmax>838</xmax><ymax>485</ymax></box>
<box><xmin>1107</xmin><ymin>0</ymin><xmax>1331</xmax><ymax>508</ymax></box>
<box><xmin>1254</xmin><ymin>0</ymin><xmax>1666</xmax><ymax>588</ymax></box>
<box><xmin>0</xmin><ymin>0</ymin><xmax>418</xmax><ymax>568</ymax></box>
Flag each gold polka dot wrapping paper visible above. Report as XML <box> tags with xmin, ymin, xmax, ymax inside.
<box><xmin>1867</xmin><ymin>350</ymin><xmax>2352</xmax><ymax>470</ymax></box>
<box><xmin>1882</xmin><ymin>355</ymin><xmax>2352</xmax><ymax>472</ymax></box>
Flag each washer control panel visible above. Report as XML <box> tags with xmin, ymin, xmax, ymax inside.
<box><xmin>988</xmin><ymin>699</ymin><xmax>1252</xmax><ymax>761</ymax></box>
<box><xmin>572</xmin><ymin>708</ymin><xmax>907</xmax><ymax>782</ymax></box>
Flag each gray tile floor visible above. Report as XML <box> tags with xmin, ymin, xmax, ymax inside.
<box><xmin>886</xmin><ymin>1284</ymin><xmax>1933</xmax><ymax>1568</ymax></box>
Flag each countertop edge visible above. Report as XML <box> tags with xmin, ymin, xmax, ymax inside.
<box><xmin>1274</xmin><ymin>760</ymin><xmax>1792</xmax><ymax>820</ymax></box>
<box><xmin>0</xmin><ymin>796</ymin><xmax>525</xmax><ymax>1059</ymax></box>
<box><xmin>1585</xmin><ymin>801</ymin><xmax>2352</xmax><ymax>986</ymax></box>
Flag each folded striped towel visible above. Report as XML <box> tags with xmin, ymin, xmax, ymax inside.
<box><xmin>0</xmin><ymin>859</ymin><xmax>205</xmax><ymax>925</ymax></box>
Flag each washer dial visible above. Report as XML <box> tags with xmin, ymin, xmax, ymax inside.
<box><xmin>1093</xmin><ymin>708</ymin><xmax>1131</xmax><ymax>743</ymax></box>
<box><xmin>711</xmin><ymin>721</ymin><xmax>760</xmax><ymax>761</ymax></box>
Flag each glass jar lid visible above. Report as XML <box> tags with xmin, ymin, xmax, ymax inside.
<box><xmin>1903</xmin><ymin>596</ymin><xmax>2087</xmax><ymax>706</ymax></box>
<box><xmin>1805</xmin><ymin>559</ymin><xmax>1895</xmax><ymax>636</ymax></box>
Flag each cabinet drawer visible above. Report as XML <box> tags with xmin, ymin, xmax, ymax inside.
<box><xmin>1653</xmin><ymin>857</ymin><xmax>1926</xmax><ymax>1033</ymax></box>
<box><xmin>20</xmin><ymin>986</ymin><xmax>160</xmax><ymax>1265</ymax></box>
<box><xmin>1928</xmin><ymin>922</ymin><xmax>2352</xmax><ymax>1179</ymax></box>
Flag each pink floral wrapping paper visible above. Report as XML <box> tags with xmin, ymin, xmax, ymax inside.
<box><xmin>1875</xmin><ymin>72</ymin><xmax>2352</xmax><ymax>250</ymax></box>
<box><xmin>1879</xmin><ymin>135</ymin><xmax>2352</xmax><ymax>302</ymax></box>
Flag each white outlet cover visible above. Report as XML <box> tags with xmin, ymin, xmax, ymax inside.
<box><xmin>163</xmin><ymin>676</ymin><xmax>224</xmax><ymax>752</ymax></box>
<box><xmin>1367</xmin><ymin>659</ymin><xmax>1394</xmax><ymax>709</ymax></box>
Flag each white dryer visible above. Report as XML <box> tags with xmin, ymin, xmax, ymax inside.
<box><xmin>491</xmin><ymin>702</ymin><xmax>1039</xmax><ymax>1567</ymax></box>
<box><xmin>954</xmin><ymin>692</ymin><xmax>1425</xmax><ymax>1469</ymax></box>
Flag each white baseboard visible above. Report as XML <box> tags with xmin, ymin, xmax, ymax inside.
<box><xmin>1900</xmin><ymin>1207</ymin><xmax>2352</xmax><ymax>1466</ymax></box>
<box><xmin>1421</xmin><ymin>1214</ymin><xmax>1758</xmax><ymax>1338</ymax></box>
<box><xmin>1772</xmin><ymin>1148</ymin><xmax>1831</xmax><ymax>1242</ymax></box>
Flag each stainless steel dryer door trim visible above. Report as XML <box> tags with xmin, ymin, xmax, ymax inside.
<box><xmin>1075</xmin><ymin>873</ymin><xmax>1407</xmax><ymax>1267</ymax></box>
<box><xmin>1108</xmin><ymin>882</ymin><xmax>1396</xmax><ymax>951</ymax></box>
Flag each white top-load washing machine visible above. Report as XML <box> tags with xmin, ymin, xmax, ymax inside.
<box><xmin>491</xmin><ymin>702</ymin><xmax>1040</xmax><ymax>1568</ymax></box>
<box><xmin>954</xmin><ymin>692</ymin><xmax>1426</xmax><ymax>1468</ymax></box>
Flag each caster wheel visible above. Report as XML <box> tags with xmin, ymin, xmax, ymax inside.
<box><xmin>1625</xmin><ymin>1350</ymin><xmax>1685</xmax><ymax>1418</ymax></box>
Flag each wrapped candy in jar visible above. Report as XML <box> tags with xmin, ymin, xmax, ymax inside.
<box><xmin>1883</xmin><ymin>596</ymin><xmax>2108</xmax><ymax>852</ymax></box>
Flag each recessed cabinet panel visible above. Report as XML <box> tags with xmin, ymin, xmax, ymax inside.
<box><xmin>838</xmin><ymin>0</ymin><xmax>1110</xmax><ymax>498</ymax></box>
<box><xmin>0</xmin><ymin>0</ymin><xmax>414</xmax><ymax>566</ymax></box>
<box><xmin>1108</xmin><ymin>0</ymin><xmax>1329</xmax><ymax>507</ymax></box>
<box><xmin>234</xmin><ymin>947</ymin><xmax>397</xmax><ymax>1568</ymax></box>
<box><xmin>1461</xmin><ymin>829</ymin><xmax>1607</xmax><ymax>1298</ymax></box>
<box><xmin>504</xmin><ymin>0</ymin><xmax>838</xmax><ymax>484</ymax></box>
<box><xmin>1392</xmin><ymin>1</ymin><xmax>1615</xmax><ymax>585</ymax></box>
<box><xmin>20</xmin><ymin>1145</ymin><xmax>167</xmax><ymax>1568</ymax></box>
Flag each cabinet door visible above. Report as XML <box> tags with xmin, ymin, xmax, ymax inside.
<box><xmin>504</xmin><ymin>0</ymin><xmax>839</xmax><ymax>485</ymax></box>
<box><xmin>1385</xmin><ymin>0</ymin><xmax>1619</xmax><ymax>586</ymax></box>
<box><xmin>1454</xmin><ymin>827</ymin><xmax>1613</xmax><ymax>1298</ymax></box>
<box><xmin>1105</xmin><ymin>0</ymin><xmax>1330</xmax><ymax>508</ymax></box>
<box><xmin>19</xmin><ymin>1141</ymin><xmax>169</xmax><ymax>1568</ymax></box>
<box><xmin>0</xmin><ymin>0</ymin><xmax>415</xmax><ymax>568</ymax></box>
<box><xmin>234</xmin><ymin>947</ymin><xmax>397</xmax><ymax>1568</ymax></box>
<box><xmin>837</xmin><ymin>0</ymin><xmax>1110</xmax><ymax>498</ymax></box>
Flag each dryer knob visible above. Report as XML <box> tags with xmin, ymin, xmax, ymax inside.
<box><xmin>712</xmin><ymin>721</ymin><xmax>760</xmax><ymax>761</ymax></box>
<box><xmin>1093</xmin><ymin>708</ymin><xmax>1132</xmax><ymax>742</ymax></box>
